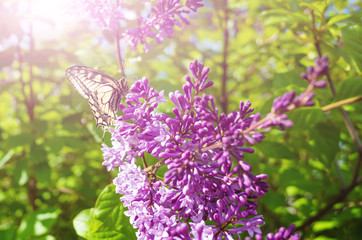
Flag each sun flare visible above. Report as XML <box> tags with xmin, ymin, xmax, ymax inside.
<box><xmin>23</xmin><ymin>0</ymin><xmax>76</xmax><ymax>39</ymax></box>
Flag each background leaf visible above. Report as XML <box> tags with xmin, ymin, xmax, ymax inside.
<box><xmin>73</xmin><ymin>185</ymin><xmax>136</xmax><ymax>240</ymax></box>
<box><xmin>336</xmin><ymin>77</ymin><xmax>362</xmax><ymax>101</ymax></box>
<box><xmin>16</xmin><ymin>208</ymin><xmax>60</xmax><ymax>240</ymax></box>
<box><xmin>341</xmin><ymin>25</ymin><xmax>362</xmax><ymax>73</ymax></box>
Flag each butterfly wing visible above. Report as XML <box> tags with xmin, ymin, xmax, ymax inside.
<box><xmin>88</xmin><ymin>84</ymin><xmax>123</xmax><ymax>127</ymax></box>
<box><xmin>66</xmin><ymin>66</ymin><xmax>123</xmax><ymax>99</ymax></box>
<box><xmin>65</xmin><ymin>66</ymin><xmax>128</xmax><ymax>128</ymax></box>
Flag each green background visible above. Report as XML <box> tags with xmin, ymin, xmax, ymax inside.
<box><xmin>0</xmin><ymin>0</ymin><xmax>361</xmax><ymax>239</ymax></box>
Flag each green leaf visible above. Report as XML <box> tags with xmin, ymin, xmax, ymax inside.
<box><xmin>287</xmin><ymin>107</ymin><xmax>325</xmax><ymax>130</ymax></box>
<box><xmin>262</xmin><ymin>191</ymin><xmax>285</xmax><ymax>209</ymax></box>
<box><xmin>273</xmin><ymin>71</ymin><xmax>307</xmax><ymax>89</ymax></box>
<box><xmin>0</xmin><ymin>149</ymin><xmax>14</xmax><ymax>168</ymax></box>
<box><xmin>309</xmin><ymin>122</ymin><xmax>340</xmax><ymax>164</ymax></box>
<box><xmin>29</xmin><ymin>145</ymin><xmax>47</xmax><ymax>164</ymax></box>
<box><xmin>84</xmin><ymin>230</ymin><xmax>127</xmax><ymax>240</ymax></box>
<box><xmin>334</xmin><ymin>0</ymin><xmax>348</xmax><ymax>10</ymax></box>
<box><xmin>62</xmin><ymin>112</ymin><xmax>83</xmax><ymax>124</ymax></box>
<box><xmin>16</xmin><ymin>208</ymin><xmax>60</xmax><ymax>240</ymax></box>
<box><xmin>94</xmin><ymin>185</ymin><xmax>136</xmax><ymax>238</ymax></box>
<box><xmin>33</xmin><ymin>235</ymin><xmax>56</xmax><ymax>240</ymax></box>
<box><xmin>7</xmin><ymin>133</ymin><xmax>35</xmax><ymax>148</ymax></box>
<box><xmin>312</xmin><ymin>220</ymin><xmax>339</xmax><ymax>232</ymax></box>
<box><xmin>31</xmin><ymin>120</ymin><xmax>48</xmax><ymax>135</ymax></box>
<box><xmin>341</xmin><ymin>25</ymin><xmax>362</xmax><ymax>73</ymax></box>
<box><xmin>262</xmin><ymin>9</ymin><xmax>309</xmax><ymax>26</ymax></box>
<box><xmin>300</xmin><ymin>1</ymin><xmax>327</xmax><ymax>14</ymax></box>
<box><xmin>313</xmin><ymin>236</ymin><xmax>337</xmax><ymax>240</ymax></box>
<box><xmin>327</xmin><ymin>14</ymin><xmax>352</xmax><ymax>26</ymax></box>
<box><xmin>336</xmin><ymin>77</ymin><xmax>362</xmax><ymax>101</ymax></box>
<box><xmin>61</xmin><ymin>113</ymin><xmax>83</xmax><ymax>133</ymax></box>
<box><xmin>0</xmin><ymin>227</ymin><xmax>16</xmax><ymax>240</ymax></box>
<box><xmin>14</xmin><ymin>157</ymin><xmax>29</xmax><ymax>186</ymax></box>
<box><xmin>293</xmin><ymin>197</ymin><xmax>314</xmax><ymax>215</ymax></box>
<box><xmin>34</xmin><ymin>162</ymin><xmax>51</xmax><ymax>187</ymax></box>
<box><xmin>73</xmin><ymin>185</ymin><xmax>136</xmax><ymax>240</ymax></box>
<box><xmin>255</xmin><ymin>141</ymin><xmax>295</xmax><ymax>159</ymax></box>
<box><xmin>279</xmin><ymin>168</ymin><xmax>305</xmax><ymax>188</ymax></box>
<box><xmin>45</xmin><ymin>136</ymin><xmax>85</xmax><ymax>154</ymax></box>
<box><xmin>339</xmin><ymin>206</ymin><xmax>362</xmax><ymax>221</ymax></box>
<box><xmin>73</xmin><ymin>209</ymin><xmax>97</xmax><ymax>239</ymax></box>
<box><xmin>299</xmin><ymin>179</ymin><xmax>325</xmax><ymax>193</ymax></box>
<box><xmin>285</xmin><ymin>186</ymin><xmax>303</xmax><ymax>197</ymax></box>
<box><xmin>73</xmin><ymin>208</ymin><xmax>130</xmax><ymax>240</ymax></box>
<box><xmin>94</xmin><ymin>185</ymin><xmax>124</xmax><ymax>228</ymax></box>
<box><xmin>44</xmin><ymin>138</ymin><xmax>63</xmax><ymax>154</ymax></box>
<box><xmin>308</xmin><ymin>159</ymin><xmax>326</xmax><ymax>171</ymax></box>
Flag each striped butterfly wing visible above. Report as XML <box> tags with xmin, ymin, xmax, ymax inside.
<box><xmin>65</xmin><ymin>66</ymin><xmax>128</xmax><ymax>128</ymax></box>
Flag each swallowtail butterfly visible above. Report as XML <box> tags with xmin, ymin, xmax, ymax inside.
<box><xmin>66</xmin><ymin>66</ymin><xmax>128</xmax><ymax>139</ymax></box>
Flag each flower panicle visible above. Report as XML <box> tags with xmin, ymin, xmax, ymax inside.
<box><xmin>71</xmin><ymin>0</ymin><xmax>204</xmax><ymax>52</ymax></box>
<box><xmin>257</xmin><ymin>56</ymin><xmax>329</xmax><ymax>131</ymax></box>
<box><xmin>101</xmin><ymin>58</ymin><xmax>308</xmax><ymax>239</ymax></box>
<box><xmin>300</xmin><ymin>55</ymin><xmax>329</xmax><ymax>88</ymax></box>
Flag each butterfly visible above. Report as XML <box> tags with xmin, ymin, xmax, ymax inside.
<box><xmin>65</xmin><ymin>66</ymin><xmax>128</xmax><ymax>139</ymax></box>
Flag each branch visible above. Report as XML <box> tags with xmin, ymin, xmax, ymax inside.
<box><xmin>311</xmin><ymin>10</ymin><xmax>322</xmax><ymax>61</ymax></box>
<box><xmin>27</xmin><ymin>22</ymin><xmax>38</xmax><ymax>211</ymax></box>
<box><xmin>144</xmin><ymin>159</ymin><xmax>167</xmax><ymax>173</ymax></box>
<box><xmin>220</xmin><ymin>0</ymin><xmax>229</xmax><ymax>113</ymax></box>
<box><xmin>310</xmin><ymin>9</ymin><xmax>336</xmax><ymax>95</ymax></box>
<box><xmin>27</xmin><ymin>175</ymin><xmax>37</xmax><ymax>211</ymax></box>
<box><xmin>115</xmin><ymin>0</ymin><xmax>126</xmax><ymax>79</ymax></box>
<box><xmin>17</xmin><ymin>43</ymin><xmax>29</xmax><ymax>106</ymax></box>
<box><xmin>296</xmin><ymin>152</ymin><xmax>362</xmax><ymax>231</ymax></box>
<box><xmin>321</xmin><ymin>96</ymin><xmax>362</xmax><ymax>112</ymax></box>
<box><xmin>28</xmin><ymin>23</ymin><xmax>35</xmax><ymax>122</ymax></box>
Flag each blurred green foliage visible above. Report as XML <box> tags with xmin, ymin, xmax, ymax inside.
<box><xmin>0</xmin><ymin>0</ymin><xmax>361</xmax><ymax>239</ymax></box>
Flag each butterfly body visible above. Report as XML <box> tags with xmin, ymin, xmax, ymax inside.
<box><xmin>66</xmin><ymin>66</ymin><xmax>128</xmax><ymax>130</ymax></box>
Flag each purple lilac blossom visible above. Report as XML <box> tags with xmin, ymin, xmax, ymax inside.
<box><xmin>300</xmin><ymin>55</ymin><xmax>328</xmax><ymax>88</ymax></box>
<box><xmin>265</xmin><ymin>224</ymin><xmax>300</xmax><ymax>240</ymax></box>
<box><xmin>101</xmin><ymin>59</ymin><xmax>313</xmax><ymax>239</ymax></box>
<box><xmin>113</xmin><ymin>159</ymin><xmax>178</xmax><ymax>239</ymax></box>
<box><xmin>71</xmin><ymin>0</ymin><xmax>203</xmax><ymax>52</ymax></box>
<box><xmin>71</xmin><ymin>0</ymin><xmax>123</xmax><ymax>30</ymax></box>
<box><xmin>127</xmin><ymin>0</ymin><xmax>203</xmax><ymax>51</ymax></box>
<box><xmin>258</xmin><ymin>56</ymin><xmax>329</xmax><ymax>130</ymax></box>
<box><xmin>245</xmin><ymin>224</ymin><xmax>299</xmax><ymax>240</ymax></box>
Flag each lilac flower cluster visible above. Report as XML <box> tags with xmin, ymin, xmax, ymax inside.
<box><xmin>244</xmin><ymin>224</ymin><xmax>299</xmax><ymax>240</ymax></box>
<box><xmin>265</xmin><ymin>224</ymin><xmax>300</xmax><ymax>240</ymax></box>
<box><xmin>126</xmin><ymin>0</ymin><xmax>203</xmax><ymax>51</ymax></box>
<box><xmin>99</xmin><ymin>58</ymin><xmax>332</xmax><ymax>239</ymax></box>
<box><xmin>71</xmin><ymin>0</ymin><xmax>203</xmax><ymax>52</ymax></box>
<box><xmin>274</xmin><ymin>56</ymin><xmax>328</xmax><ymax>113</ymax></box>
<box><xmin>300</xmin><ymin>55</ymin><xmax>329</xmax><ymax>88</ymax></box>
<box><xmin>113</xmin><ymin>160</ymin><xmax>178</xmax><ymax>239</ymax></box>
<box><xmin>257</xmin><ymin>56</ymin><xmax>329</xmax><ymax>131</ymax></box>
<box><xmin>72</xmin><ymin>0</ymin><xmax>123</xmax><ymax>31</ymax></box>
